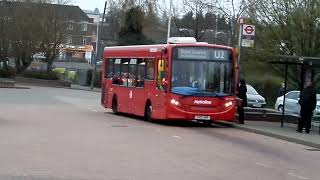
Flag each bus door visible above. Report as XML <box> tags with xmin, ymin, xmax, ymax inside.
<box><xmin>103</xmin><ymin>58</ymin><xmax>114</xmax><ymax>108</ymax></box>
<box><xmin>153</xmin><ymin>58</ymin><xmax>168</xmax><ymax>118</ymax></box>
<box><xmin>130</xmin><ymin>58</ymin><xmax>153</xmax><ymax>116</ymax></box>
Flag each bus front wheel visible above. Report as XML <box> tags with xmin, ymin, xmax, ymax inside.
<box><xmin>112</xmin><ymin>96</ymin><xmax>118</xmax><ymax>114</ymax></box>
<box><xmin>145</xmin><ymin>103</ymin><xmax>153</xmax><ymax>122</ymax></box>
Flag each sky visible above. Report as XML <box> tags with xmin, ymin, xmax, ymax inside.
<box><xmin>74</xmin><ymin>0</ymin><xmax>170</xmax><ymax>13</ymax></box>
<box><xmin>74</xmin><ymin>0</ymin><xmax>106</xmax><ymax>12</ymax></box>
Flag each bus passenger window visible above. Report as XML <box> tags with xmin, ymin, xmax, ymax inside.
<box><xmin>106</xmin><ymin>59</ymin><xmax>114</xmax><ymax>78</ymax></box>
<box><xmin>146</xmin><ymin>59</ymin><xmax>155</xmax><ymax>80</ymax></box>
<box><xmin>128</xmin><ymin>59</ymin><xmax>137</xmax><ymax>87</ymax></box>
<box><xmin>112</xmin><ymin>58</ymin><xmax>121</xmax><ymax>84</ymax></box>
<box><xmin>120</xmin><ymin>59</ymin><xmax>129</xmax><ymax>86</ymax></box>
<box><xmin>136</xmin><ymin>59</ymin><xmax>146</xmax><ymax>87</ymax></box>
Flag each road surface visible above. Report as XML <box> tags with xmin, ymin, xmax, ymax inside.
<box><xmin>0</xmin><ymin>86</ymin><xmax>319</xmax><ymax>180</ymax></box>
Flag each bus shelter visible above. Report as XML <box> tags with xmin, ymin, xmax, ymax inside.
<box><xmin>270</xmin><ymin>55</ymin><xmax>320</xmax><ymax>131</ymax></box>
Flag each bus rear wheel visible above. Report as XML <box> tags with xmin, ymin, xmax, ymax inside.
<box><xmin>145</xmin><ymin>104</ymin><xmax>153</xmax><ymax>122</ymax></box>
<box><xmin>112</xmin><ymin>97</ymin><xmax>118</xmax><ymax>114</ymax></box>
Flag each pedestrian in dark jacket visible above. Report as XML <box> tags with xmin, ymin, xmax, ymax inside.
<box><xmin>298</xmin><ymin>82</ymin><xmax>317</xmax><ymax>133</ymax></box>
<box><xmin>237</xmin><ymin>79</ymin><xmax>247</xmax><ymax>124</ymax></box>
<box><xmin>279</xmin><ymin>83</ymin><xmax>285</xmax><ymax>97</ymax></box>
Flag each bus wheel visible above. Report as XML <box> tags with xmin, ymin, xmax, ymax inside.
<box><xmin>112</xmin><ymin>96</ymin><xmax>118</xmax><ymax>114</ymax></box>
<box><xmin>145</xmin><ymin>103</ymin><xmax>153</xmax><ymax>122</ymax></box>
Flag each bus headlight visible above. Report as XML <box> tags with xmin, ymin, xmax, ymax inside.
<box><xmin>171</xmin><ymin>99</ymin><xmax>180</xmax><ymax>106</ymax></box>
<box><xmin>225</xmin><ymin>101</ymin><xmax>233</xmax><ymax>107</ymax></box>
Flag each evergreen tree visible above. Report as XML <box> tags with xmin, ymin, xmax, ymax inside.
<box><xmin>118</xmin><ymin>6</ymin><xmax>153</xmax><ymax>45</ymax></box>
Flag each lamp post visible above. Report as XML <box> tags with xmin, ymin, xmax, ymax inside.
<box><xmin>166</xmin><ymin>0</ymin><xmax>172</xmax><ymax>44</ymax></box>
<box><xmin>91</xmin><ymin>1</ymin><xmax>107</xmax><ymax>89</ymax></box>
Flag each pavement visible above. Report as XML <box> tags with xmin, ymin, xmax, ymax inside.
<box><xmin>221</xmin><ymin>121</ymin><xmax>320</xmax><ymax>149</ymax></box>
<box><xmin>1</xmin><ymin>86</ymin><xmax>320</xmax><ymax>180</ymax></box>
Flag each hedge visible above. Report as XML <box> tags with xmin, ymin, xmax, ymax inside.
<box><xmin>0</xmin><ymin>67</ymin><xmax>16</xmax><ymax>78</ymax></box>
<box><xmin>86</xmin><ymin>69</ymin><xmax>102</xmax><ymax>88</ymax></box>
<box><xmin>21</xmin><ymin>70</ymin><xmax>60</xmax><ymax>80</ymax></box>
<box><xmin>247</xmin><ymin>76</ymin><xmax>283</xmax><ymax>108</ymax></box>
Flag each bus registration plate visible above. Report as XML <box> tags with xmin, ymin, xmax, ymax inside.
<box><xmin>195</xmin><ymin>115</ymin><xmax>211</xmax><ymax>120</ymax></box>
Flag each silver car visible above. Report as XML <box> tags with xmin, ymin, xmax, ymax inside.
<box><xmin>246</xmin><ymin>85</ymin><xmax>266</xmax><ymax>108</ymax></box>
<box><xmin>275</xmin><ymin>91</ymin><xmax>320</xmax><ymax>118</ymax></box>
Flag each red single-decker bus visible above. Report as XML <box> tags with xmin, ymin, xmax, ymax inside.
<box><xmin>101</xmin><ymin>38</ymin><xmax>237</xmax><ymax>124</ymax></box>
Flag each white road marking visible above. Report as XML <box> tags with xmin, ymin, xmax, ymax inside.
<box><xmin>288</xmin><ymin>172</ymin><xmax>310</xmax><ymax>180</ymax></box>
<box><xmin>88</xmin><ymin>108</ymin><xmax>98</xmax><ymax>112</ymax></box>
<box><xmin>255</xmin><ymin>162</ymin><xmax>272</xmax><ymax>168</ymax></box>
<box><xmin>172</xmin><ymin>135</ymin><xmax>182</xmax><ymax>139</ymax></box>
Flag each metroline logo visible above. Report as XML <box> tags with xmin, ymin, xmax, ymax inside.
<box><xmin>194</xmin><ymin>100</ymin><xmax>212</xmax><ymax>105</ymax></box>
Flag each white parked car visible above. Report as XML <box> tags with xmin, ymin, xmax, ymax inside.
<box><xmin>275</xmin><ymin>91</ymin><xmax>300</xmax><ymax>114</ymax></box>
<box><xmin>275</xmin><ymin>91</ymin><xmax>320</xmax><ymax>118</ymax></box>
<box><xmin>246</xmin><ymin>85</ymin><xmax>266</xmax><ymax>108</ymax></box>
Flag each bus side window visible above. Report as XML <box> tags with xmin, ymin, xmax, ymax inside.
<box><xmin>128</xmin><ymin>58</ymin><xmax>137</xmax><ymax>87</ymax></box>
<box><xmin>120</xmin><ymin>59</ymin><xmax>129</xmax><ymax>86</ymax></box>
<box><xmin>112</xmin><ymin>58</ymin><xmax>121</xmax><ymax>84</ymax></box>
<box><xmin>136</xmin><ymin>59</ymin><xmax>146</xmax><ymax>87</ymax></box>
<box><xmin>106</xmin><ymin>58</ymin><xmax>114</xmax><ymax>78</ymax></box>
<box><xmin>146</xmin><ymin>58</ymin><xmax>155</xmax><ymax>80</ymax></box>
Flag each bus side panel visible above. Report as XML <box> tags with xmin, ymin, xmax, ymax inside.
<box><xmin>152</xmin><ymin>91</ymin><xmax>167</xmax><ymax>120</ymax></box>
<box><xmin>113</xmin><ymin>86</ymin><xmax>131</xmax><ymax>113</ymax></box>
<box><xmin>144</xmin><ymin>82</ymin><xmax>167</xmax><ymax>120</ymax></box>
<box><xmin>101</xmin><ymin>80</ymin><xmax>107</xmax><ymax>108</ymax></box>
<box><xmin>106</xmin><ymin>83</ymin><xmax>113</xmax><ymax>109</ymax></box>
<box><xmin>130</xmin><ymin>86</ymin><xmax>147</xmax><ymax>117</ymax></box>
<box><xmin>104</xmin><ymin>80</ymin><xmax>113</xmax><ymax>109</ymax></box>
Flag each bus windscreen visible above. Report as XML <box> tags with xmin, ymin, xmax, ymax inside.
<box><xmin>171</xmin><ymin>47</ymin><xmax>233</xmax><ymax>97</ymax></box>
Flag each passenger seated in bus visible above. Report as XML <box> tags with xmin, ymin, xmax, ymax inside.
<box><xmin>112</xmin><ymin>72</ymin><xmax>121</xmax><ymax>84</ymax></box>
<box><xmin>120</xmin><ymin>72</ymin><xmax>129</xmax><ymax>86</ymax></box>
<box><xmin>135</xmin><ymin>75</ymin><xmax>144</xmax><ymax>87</ymax></box>
<box><xmin>128</xmin><ymin>74</ymin><xmax>136</xmax><ymax>87</ymax></box>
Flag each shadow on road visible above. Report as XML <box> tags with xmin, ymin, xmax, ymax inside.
<box><xmin>104</xmin><ymin>112</ymin><xmax>232</xmax><ymax>129</ymax></box>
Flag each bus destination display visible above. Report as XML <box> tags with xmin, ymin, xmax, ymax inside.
<box><xmin>177</xmin><ymin>47</ymin><xmax>230</xmax><ymax>61</ymax></box>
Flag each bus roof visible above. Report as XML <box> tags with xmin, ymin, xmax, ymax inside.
<box><xmin>104</xmin><ymin>43</ymin><xmax>232</xmax><ymax>51</ymax></box>
<box><xmin>103</xmin><ymin>44</ymin><xmax>233</xmax><ymax>58</ymax></box>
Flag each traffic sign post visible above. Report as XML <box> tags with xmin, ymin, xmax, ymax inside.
<box><xmin>237</xmin><ymin>18</ymin><xmax>246</xmax><ymax>67</ymax></box>
<box><xmin>237</xmin><ymin>24</ymin><xmax>243</xmax><ymax>67</ymax></box>
<box><xmin>237</xmin><ymin>22</ymin><xmax>256</xmax><ymax>79</ymax></box>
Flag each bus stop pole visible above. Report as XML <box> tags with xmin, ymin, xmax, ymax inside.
<box><xmin>237</xmin><ymin>24</ymin><xmax>243</xmax><ymax>67</ymax></box>
<box><xmin>281</xmin><ymin>64</ymin><xmax>288</xmax><ymax>127</ymax></box>
<box><xmin>166</xmin><ymin>0</ymin><xmax>172</xmax><ymax>44</ymax></box>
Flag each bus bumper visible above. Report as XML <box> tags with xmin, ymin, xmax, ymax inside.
<box><xmin>166</xmin><ymin>105</ymin><xmax>236</xmax><ymax>122</ymax></box>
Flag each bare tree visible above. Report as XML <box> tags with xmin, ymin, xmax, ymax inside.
<box><xmin>215</xmin><ymin>0</ymin><xmax>250</xmax><ymax>45</ymax></box>
<box><xmin>9</xmin><ymin>2</ymin><xmax>42</xmax><ymax>73</ymax></box>
<box><xmin>0</xmin><ymin>2</ymin><xmax>11</xmax><ymax>66</ymax></box>
<box><xmin>38</xmin><ymin>0</ymin><xmax>71</xmax><ymax>72</ymax></box>
<box><xmin>172</xmin><ymin>0</ymin><xmax>219</xmax><ymax>41</ymax></box>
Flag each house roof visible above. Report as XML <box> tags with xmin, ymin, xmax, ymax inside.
<box><xmin>0</xmin><ymin>1</ymin><xmax>90</xmax><ymax>22</ymax></box>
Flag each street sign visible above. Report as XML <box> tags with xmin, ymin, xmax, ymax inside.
<box><xmin>241</xmin><ymin>24</ymin><xmax>255</xmax><ymax>47</ymax></box>
<box><xmin>242</xmin><ymin>24</ymin><xmax>255</xmax><ymax>36</ymax></box>
<box><xmin>239</xmin><ymin>18</ymin><xmax>245</xmax><ymax>25</ymax></box>
<box><xmin>242</xmin><ymin>38</ymin><xmax>255</xmax><ymax>47</ymax></box>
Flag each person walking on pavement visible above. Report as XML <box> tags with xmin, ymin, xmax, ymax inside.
<box><xmin>237</xmin><ymin>79</ymin><xmax>247</xmax><ymax>124</ymax></box>
<box><xmin>298</xmin><ymin>82</ymin><xmax>317</xmax><ymax>133</ymax></box>
<box><xmin>279</xmin><ymin>83</ymin><xmax>285</xmax><ymax>97</ymax></box>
